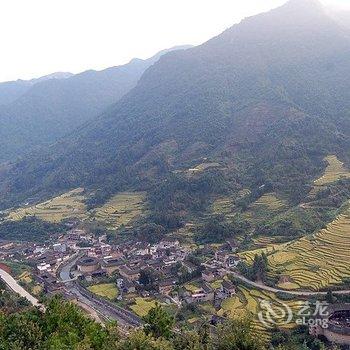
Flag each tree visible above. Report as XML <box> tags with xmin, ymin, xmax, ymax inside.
<box><xmin>172</xmin><ymin>331</ymin><xmax>203</xmax><ymax>350</ymax></box>
<box><xmin>143</xmin><ymin>304</ymin><xmax>175</xmax><ymax>340</ymax></box>
<box><xmin>117</xmin><ymin>330</ymin><xmax>174</xmax><ymax>350</ymax></box>
<box><xmin>252</xmin><ymin>253</ymin><xmax>268</xmax><ymax>282</ymax></box>
<box><xmin>326</xmin><ymin>290</ymin><xmax>335</xmax><ymax>304</ymax></box>
<box><xmin>214</xmin><ymin>318</ymin><xmax>266</xmax><ymax>350</ymax></box>
<box><xmin>139</xmin><ymin>269</ymin><xmax>157</xmax><ymax>290</ymax></box>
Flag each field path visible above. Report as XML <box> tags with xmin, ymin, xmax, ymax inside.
<box><xmin>230</xmin><ymin>270</ymin><xmax>350</xmax><ymax>297</ymax></box>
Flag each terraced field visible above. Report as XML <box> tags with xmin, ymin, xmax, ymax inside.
<box><xmin>251</xmin><ymin>236</ymin><xmax>287</xmax><ymax>249</ymax></box>
<box><xmin>6</xmin><ymin>190</ymin><xmax>146</xmax><ymax>230</ymax></box>
<box><xmin>6</xmin><ymin>188</ymin><xmax>87</xmax><ymax>223</ymax></box>
<box><xmin>212</xmin><ymin>197</ymin><xmax>235</xmax><ymax>218</ymax></box>
<box><xmin>243</xmin><ymin>193</ymin><xmax>287</xmax><ymax>223</ymax></box>
<box><xmin>218</xmin><ymin>286</ymin><xmax>303</xmax><ymax>341</ymax></box>
<box><xmin>242</xmin><ymin>205</ymin><xmax>350</xmax><ymax>291</ymax></box>
<box><xmin>314</xmin><ymin>155</ymin><xmax>350</xmax><ymax>186</ymax></box>
<box><xmin>92</xmin><ymin>192</ymin><xmax>146</xmax><ymax>230</ymax></box>
<box><xmin>251</xmin><ymin>193</ymin><xmax>287</xmax><ymax>211</ymax></box>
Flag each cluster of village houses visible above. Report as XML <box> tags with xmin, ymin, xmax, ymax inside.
<box><xmin>0</xmin><ymin>226</ymin><xmax>241</xmax><ymax>307</ymax></box>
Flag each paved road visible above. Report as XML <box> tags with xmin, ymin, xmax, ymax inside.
<box><xmin>230</xmin><ymin>271</ymin><xmax>350</xmax><ymax>297</ymax></box>
<box><xmin>59</xmin><ymin>253</ymin><xmax>81</xmax><ymax>282</ymax></box>
<box><xmin>0</xmin><ymin>268</ymin><xmax>41</xmax><ymax>307</ymax></box>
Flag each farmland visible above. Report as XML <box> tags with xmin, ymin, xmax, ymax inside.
<box><xmin>6</xmin><ymin>188</ymin><xmax>87</xmax><ymax>223</ymax></box>
<box><xmin>130</xmin><ymin>297</ymin><xmax>157</xmax><ymax>317</ymax></box>
<box><xmin>218</xmin><ymin>285</ymin><xmax>303</xmax><ymax>341</ymax></box>
<box><xmin>5</xmin><ymin>190</ymin><xmax>146</xmax><ymax>231</ymax></box>
<box><xmin>242</xmin><ymin>204</ymin><xmax>350</xmax><ymax>291</ymax></box>
<box><xmin>88</xmin><ymin>283</ymin><xmax>119</xmax><ymax>300</ymax></box>
<box><xmin>91</xmin><ymin>192</ymin><xmax>146</xmax><ymax>230</ymax></box>
<box><xmin>314</xmin><ymin>155</ymin><xmax>350</xmax><ymax>186</ymax></box>
<box><xmin>243</xmin><ymin>193</ymin><xmax>288</xmax><ymax>224</ymax></box>
<box><xmin>212</xmin><ymin>197</ymin><xmax>235</xmax><ymax>219</ymax></box>
<box><xmin>249</xmin><ymin>193</ymin><xmax>287</xmax><ymax>212</ymax></box>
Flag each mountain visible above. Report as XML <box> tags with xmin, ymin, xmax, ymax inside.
<box><xmin>0</xmin><ymin>80</ymin><xmax>32</xmax><ymax>106</ymax></box>
<box><xmin>1</xmin><ymin>0</ymin><xmax>350</xmax><ymax>212</ymax></box>
<box><xmin>0</xmin><ymin>46</ymin><xmax>190</xmax><ymax>162</ymax></box>
<box><xmin>0</xmin><ymin>72</ymin><xmax>73</xmax><ymax>106</ymax></box>
<box><xmin>30</xmin><ymin>72</ymin><xmax>74</xmax><ymax>83</ymax></box>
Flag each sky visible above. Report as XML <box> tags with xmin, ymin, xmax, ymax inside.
<box><xmin>0</xmin><ymin>0</ymin><xmax>348</xmax><ymax>82</ymax></box>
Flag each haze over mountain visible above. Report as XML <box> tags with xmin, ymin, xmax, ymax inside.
<box><xmin>1</xmin><ymin>0</ymin><xmax>350</xmax><ymax>211</ymax></box>
<box><xmin>0</xmin><ymin>72</ymin><xmax>73</xmax><ymax>106</ymax></box>
<box><xmin>0</xmin><ymin>46</ymin><xmax>190</xmax><ymax>163</ymax></box>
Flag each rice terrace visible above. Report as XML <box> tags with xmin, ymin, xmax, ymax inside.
<box><xmin>242</xmin><ymin>207</ymin><xmax>350</xmax><ymax>291</ymax></box>
<box><xmin>4</xmin><ymin>189</ymin><xmax>146</xmax><ymax>230</ymax></box>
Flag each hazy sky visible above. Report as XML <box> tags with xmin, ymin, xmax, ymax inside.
<box><xmin>0</xmin><ymin>0</ymin><xmax>348</xmax><ymax>82</ymax></box>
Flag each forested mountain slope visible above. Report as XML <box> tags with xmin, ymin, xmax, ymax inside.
<box><xmin>0</xmin><ymin>46</ymin><xmax>189</xmax><ymax>162</ymax></box>
<box><xmin>0</xmin><ymin>72</ymin><xmax>72</xmax><ymax>106</ymax></box>
<box><xmin>1</xmin><ymin>0</ymin><xmax>350</xmax><ymax>211</ymax></box>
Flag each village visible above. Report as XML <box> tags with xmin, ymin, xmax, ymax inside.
<box><xmin>0</xmin><ymin>223</ymin><xmax>241</xmax><ymax>323</ymax></box>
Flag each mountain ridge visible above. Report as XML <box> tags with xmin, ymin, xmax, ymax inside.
<box><xmin>0</xmin><ymin>0</ymin><xmax>350</xmax><ymax>213</ymax></box>
<box><xmin>0</xmin><ymin>45</ymin><xmax>191</xmax><ymax>163</ymax></box>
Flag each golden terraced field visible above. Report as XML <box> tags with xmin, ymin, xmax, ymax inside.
<box><xmin>218</xmin><ymin>286</ymin><xmax>303</xmax><ymax>342</ymax></box>
<box><xmin>314</xmin><ymin>155</ymin><xmax>350</xmax><ymax>186</ymax></box>
<box><xmin>130</xmin><ymin>297</ymin><xmax>157</xmax><ymax>317</ymax></box>
<box><xmin>6</xmin><ymin>188</ymin><xmax>87</xmax><ymax>223</ymax></box>
<box><xmin>251</xmin><ymin>193</ymin><xmax>287</xmax><ymax>211</ymax></box>
<box><xmin>242</xmin><ymin>205</ymin><xmax>350</xmax><ymax>291</ymax></box>
<box><xmin>6</xmin><ymin>190</ymin><xmax>146</xmax><ymax>230</ymax></box>
<box><xmin>243</xmin><ymin>193</ymin><xmax>287</xmax><ymax>223</ymax></box>
<box><xmin>92</xmin><ymin>192</ymin><xmax>146</xmax><ymax>230</ymax></box>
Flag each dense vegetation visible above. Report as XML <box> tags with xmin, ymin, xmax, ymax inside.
<box><xmin>0</xmin><ymin>47</ymin><xmax>188</xmax><ymax>162</ymax></box>
<box><xmin>0</xmin><ymin>217</ymin><xmax>64</xmax><ymax>242</ymax></box>
<box><xmin>0</xmin><ymin>294</ymin><xmax>338</xmax><ymax>350</ymax></box>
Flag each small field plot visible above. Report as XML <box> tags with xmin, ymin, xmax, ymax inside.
<box><xmin>189</xmin><ymin>162</ymin><xmax>221</xmax><ymax>173</ymax></box>
<box><xmin>251</xmin><ymin>193</ymin><xmax>287</xmax><ymax>211</ymax></box>
<box><xmin>88</xmin><ymin>283</ymin><xmax>118</xmax><ymax>300</ymax></box>
<box><xmin>314</xmin><ymin>155</ymin><xmax>350</xmax><ymax>186</ymax></box>
<box><xmin>18</xmin><ymin>271</ymin><xmax>32</xmax><ymax>283</ymax></box>
<box><xmin>241</xmin><ymin>204</ymin><xmax>350</xmax><ymax>291</ymax></box>
<box><xmin>6</xmin><ymin>188</ymin><xmax>87</xmax><ymax>223</ymax></box>
<box><xmin>130</xmin><ymin>297</ymin><xmax>157</xmax><ymax>317</ymax></box>
<box><xmin>92</xmin><ymin>192</ymin><xmax>146</xmax><ymax>230</ymax></box>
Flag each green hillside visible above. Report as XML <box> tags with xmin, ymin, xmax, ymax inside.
<box><xmin>0</xmin><ymin>47</ymin><xmax>190</xmax><ymax>162</ymax></box>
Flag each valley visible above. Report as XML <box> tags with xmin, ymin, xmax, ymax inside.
<box><xmin>2</xmin><ymin>0</ymin><xmax>350</xmax><ymax>348</ymax></box>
